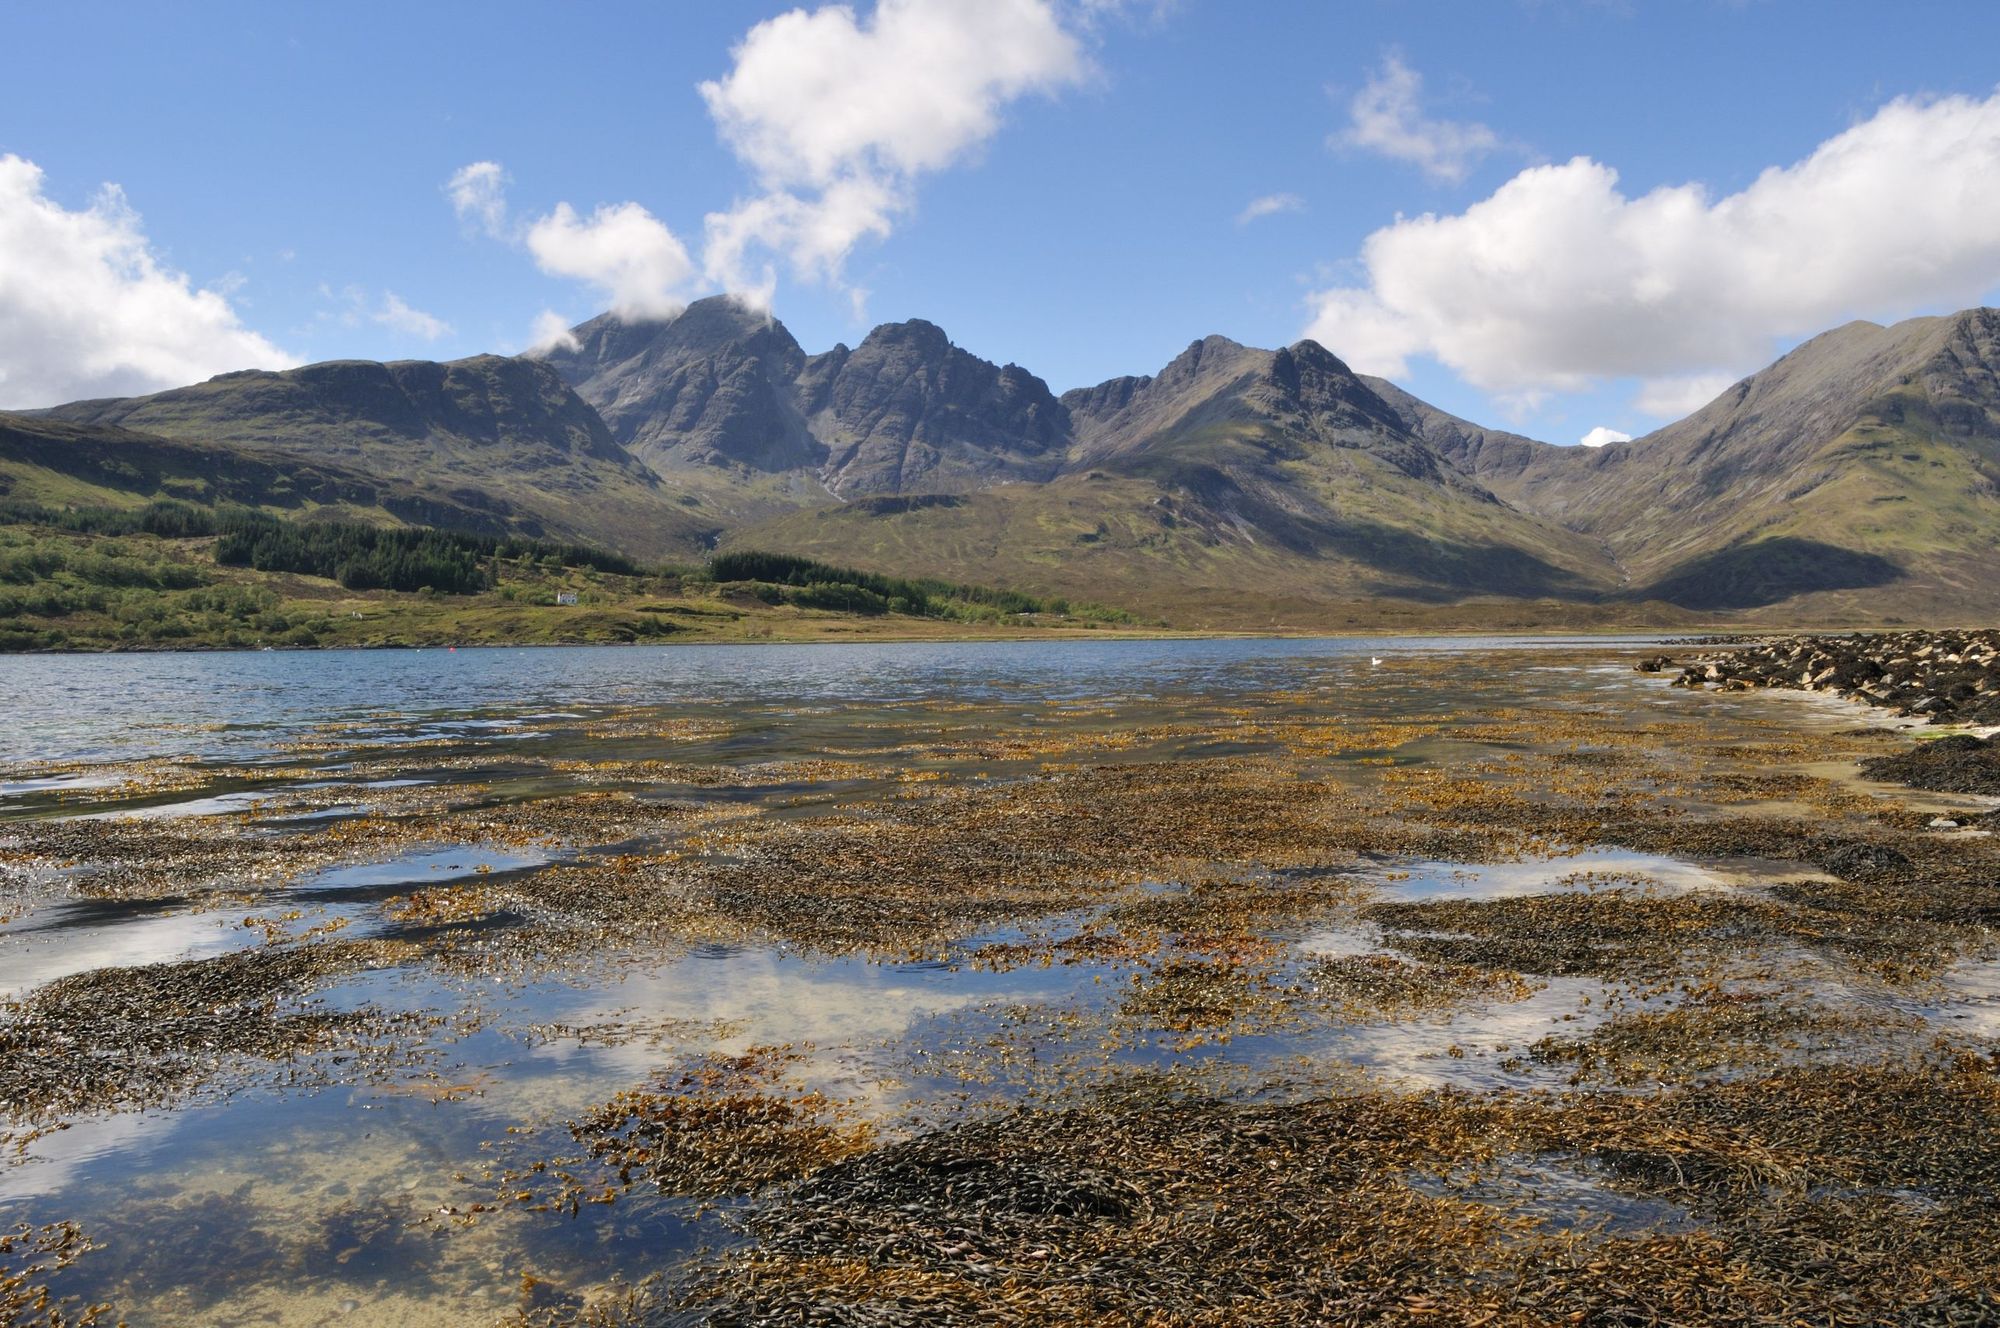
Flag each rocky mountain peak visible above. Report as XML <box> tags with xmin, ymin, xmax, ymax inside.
<box><xmin>854</xmin><ymin>318</ymin><xmax>952</xmax><ymax>357</ymax></box>
<box><xmin>806</xmin><ymin>319</ymin><xmax>1070</xmax><ymax>496</ymax></box>
<box><xmin>539</xmin><ymin>298</ymin><xmax>819</xmax><ymax>475</ymax></box>
<box><xmin>1278</xmin><ymin>338</ymin><xmax>1354</xmax><ymax>379</ymax></box>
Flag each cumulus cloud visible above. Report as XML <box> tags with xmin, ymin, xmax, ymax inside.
<box><xmin>1578</xmin><ymin>426</ymin><xmax>1631</xmax><ymax>448</ymax></box>
<box><xmin>1305</xmin><ymin>89</ymin><xmax>2000</xmax><ymax>417</ymax></box>
<box><xmin>0</xmin><ymin>154</ymin><xmax>292</xmax><ymax>408</ymax></box>
<box><xmin>1336</xmin><ymin>53</ymin><xmax>1502</xmax><ymax>184</ymax></box>
<box><xmin>527</xmin><ymin>309</ymin><xmax>580</xmax><ymax>354</ymax></box>
<box><xmin>446</xmin><ymin>160</ymin><xmax>510</xmax><ymax>238</ymax></box>
<box><xmin>445</xmin><ymin>160</ymin><xmax>702</xmax><ymax>320</ymax></box>
<box><xmin>526</xmin><ymin>201</ymin><xmax>699</xmax><ymax>319</ymax></box>
<box><xmin>698</xmin><ymin>0</ymin><xmax>1090</xmax><ymax>298</ymax></box>
<box><xmin>702</xmin><ymin>176</ymin><xmax>900</xmax><ymax>307</ymax></box>
<box><xmin>373</xmin><ymin>292</ymin><xmax>451</xmax><ymax>341</ymax></box>
<box><xmin>448</xmin><ymin>2</ymin><xmax>1088</xmax><ymax>319</ymax></box>
<box><xmin>1236</xmin><ymin>192</ymin><xmax>1304</xmax><ymax>226</ymax></box>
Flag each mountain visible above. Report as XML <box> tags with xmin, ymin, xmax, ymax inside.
<box><xmin>542</xmin><ymin>299</ymin><xmax>818</xmax><ymax>477</ymax></box>
<box><xmin>0</xmin><ymin>410</ymin><xmax>507</xmax><ymax>532</ymax></box>
<box><xmin>540</xmin><ymin>296</ymin><xmax>1071</xmax><ymax>504</ymax></box>
<box><xmin>796</xmin><ymin>318</ymin><xmax>1070</xmax><ymax>496</ymax></box>
<box><xmin>535</xmin><ymin>301</ymin><xmax>1635</xmax><ymax>621</ymax></box>
<box><xmin>714</xmin><ymin>329</ymin><xmax>1627</xmax><ymax>623</ymax></box>
<box><xmin>20</xmin><ymin>297</ymin><xmax>2000</xmax><ymax>628</ymax></box>
<box><xmin>38</xmin><ymin>355</ymin><xmax>712</xmax><ymax>559</ymax></box>
<box><xmin>1412</xmin><ymin>308</ymin><xmax>2000</xmax><ymax>617</ymax></box>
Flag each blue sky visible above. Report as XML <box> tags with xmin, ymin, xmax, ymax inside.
<box><xmin>5</xmin><ymin>0</ymin><xmax>2000</xmax><ymax>445</ymax></box>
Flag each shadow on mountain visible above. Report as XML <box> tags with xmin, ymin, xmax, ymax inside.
<box><xmin>1</xmin><ymin>412</ymin><xmax>522</xmax><ymax>537</ymax></box>
<box><xmin>1118</xmin><ymin>456</ymin><xmax>1601</xmax><ymax>599</ymax></box>
<box><xmin>1635</xmin><ymin>538</ymin><xmax>1902</xmax><ymax>610</ymax></box>
<box><xmin>846</xmin><ymin>493</ymin><xmax>966</xmax><ymax>516</ymax></box>
<box><xmin>1345</xmin><ymin>525</ymin><xmax>1600</xmax><ymax>600</ymax></box>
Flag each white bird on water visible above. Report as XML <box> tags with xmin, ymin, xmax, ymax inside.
<box><xmin>1370</xmin><ymin>656</ymin><xmax>1384</xmax><ymax>667</ymax></box>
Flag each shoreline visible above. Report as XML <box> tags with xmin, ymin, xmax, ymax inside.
<box><xmin>1661</xmin><ymin>628</ymin><xmax>2000</xmax><ymax>730</ymax></box>
<box><xmin>0</xmin><ymin>623</ymin><xmax>1875</xmax><ymax>658</ymax></box>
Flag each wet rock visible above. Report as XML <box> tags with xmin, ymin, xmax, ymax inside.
<box><xmin>1663</xmin><ymin>629</ymin><xmax>2000</xmax><ymax>727</ymax></box>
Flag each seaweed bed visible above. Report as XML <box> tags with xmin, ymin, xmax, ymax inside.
<box><xmin>2</xmin><ymin>640</ymin><xmax>1998</xmax><ymax>1325</ymax></box>
<box><xmin>1861</xmin><ymin>734</ymin><xmax>2000</xmax><ymax>795</ymax></box>
<box><xmin>677</xmin><ymin>1055</ymin><xmax>2000</xmax><ymax>1327</ymax></box>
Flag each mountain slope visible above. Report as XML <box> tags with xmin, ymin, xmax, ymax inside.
<box><xmin>0</xmin><ymin>410</ymin><xmax>514</xmax><ymax>531</ymax></box>
<box><xmin>1437</xmin><ymin>309</ymin><xmax>2000</xmax><ymax>615</ymax></box>
<box><xmin>729</xmin><ymin>335</ymin><xmax>1628</xmax><ymax>621</ymax></box>
<box><xmin>1358</xmin><ymin>377</ymin><xmax>1559</xmax><ymax>508</ymax></box>
<box><xmin>42</xmin><ymin>355</ymin><xmax>711</xmax><ymax>559</ymax></box>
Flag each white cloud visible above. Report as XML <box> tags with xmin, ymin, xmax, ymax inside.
<box><xmin>0</xmin><ymin>154</ymin><xmax>292</xmax><ymax>409</ymax></box>
<box><xmin>446</xmin><ymin>160</ymin><xmax>510</xmax><ymax>238</ymax></box>
<box><xmin>1633</xmin><ymin>372</ymin><xmax>1738</xmax><ymax>419</ymax></box>
<box><xmin>702</xmin><ymin>175</ymin><xmax>901</xmax><ymax>307</ymax></box>
<box><xmin>698</xmin><ymin>0</ymin><xmax>1089</xmax><ymax>298</ymax></box>
<box><xmin>1335</xmin><ymin>53</ymin><xmax>1501</xmax><ymax>184</ymax></box>
<box><xmin>527</xmin><ymin>309</ymin><xmax>580</xmax><ymax>354</ymax></box>
<box><xmin>446</xmin><ymin>158</ymin><xmax>701</xmax><ymax>320</ymax></box>
<box><xmin>319</xmin><ymin>283</ymin><xmax>452</xmax><ymax>342</ymax></box>
<box><xmin>525</xmin><ymin>201</ymin><xmax>699</xmax><ymax>319</ymax></box>
<box><xmin>373</xmin><ymin>291</ymin><xmax>451</xmax><ymax>341</ymax></box>
<box><xmin>1578</xmin><ymin>426</ymin><xmax>1631</xmax><ymax>448</ymax></box>
<box><xmin>1236</xmin><ymin>192</ymin><xmax>1304</xmax><ymax>226</ymax></box>
<box><xmin>1305</xmin><ymin>89</ymin><xmax>2000</xmax><ymax>416</ymax></box>
<box><xmin>447</xmin><ymin>2</ymin><xmax>1087</xmax><ymax>319</ymax></box>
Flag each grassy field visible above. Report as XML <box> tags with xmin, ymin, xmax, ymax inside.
<box><xmin>0</xmin><ymin>514</ymin><xmax>1149</xmax><ymax>653</ymax></box>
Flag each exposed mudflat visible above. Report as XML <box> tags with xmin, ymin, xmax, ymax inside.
<box><xmin>1</xmin><ymin>639</ymin><xmax>1995</xmax><ymax>1326</ymax></box>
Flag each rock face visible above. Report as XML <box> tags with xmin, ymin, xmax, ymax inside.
<box><xmin>539</xmin><ymin>299</ymin><xmax>820</xmax><ymax>475</ymax></box>
<box><xmin>540</xmin><ymin>298</ymin><xmax>1070</xmax><ymax>497</ymax></box>
<box><xmin>1065</xmin><ymin>336</ymin><xmax>1441</xmax><ymax>479</ymax></box>
<box><xmin>546</xmin><ymin>307</ymin><xmax>1475</xmax><ymax>501</ymax></box>
<box><xmin>801</xmin><ymin>320</ymin><xmax>1070</xmax><ymax>496</ymax></box>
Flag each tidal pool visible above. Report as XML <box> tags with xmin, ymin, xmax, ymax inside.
<box><xmin>2</xmin><ymin>638</ymin><xmax>1995</xmax><ymax>1326</ymax></box>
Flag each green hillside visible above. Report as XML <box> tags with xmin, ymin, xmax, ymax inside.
<box><xmin>0</xmin><ymin>502</ymin><xmax>1132</xmax><ymax>652</ymax></box>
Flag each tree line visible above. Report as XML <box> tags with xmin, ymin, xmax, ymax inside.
<box><xmin>706</xmin><ymin>550</ymin><xmax>1075</xmax><ymax>619</ymax></box>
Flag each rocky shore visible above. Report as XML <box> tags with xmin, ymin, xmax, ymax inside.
<box><xmin>1642</xmin><ymin>629</ymin><xmax>2000</xmax><ymax>728</ymax></box>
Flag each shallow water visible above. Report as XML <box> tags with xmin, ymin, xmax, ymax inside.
<box><xmin>1</xmin><ymin>636</ymin><xmax>1986</xmax><ymax>1324</ymax></box>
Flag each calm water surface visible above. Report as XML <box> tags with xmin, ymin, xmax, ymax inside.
<box><xmin>0</xmin><ymin>636</ymin><xmax>1666</xmax><ymax>765</ymax></box>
